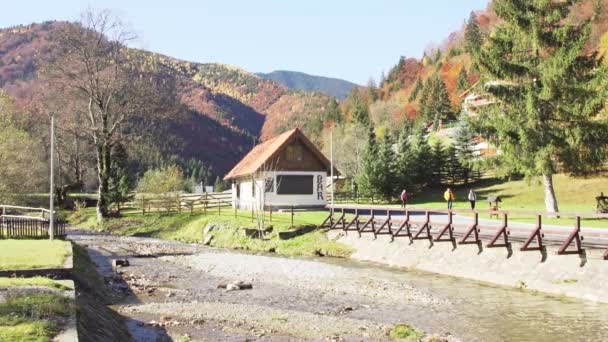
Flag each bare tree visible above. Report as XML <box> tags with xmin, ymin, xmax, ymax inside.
<box><xmin>43</xmin><ymin>9</ymin><xmax>176</xmax><ymax>223</ymax></box>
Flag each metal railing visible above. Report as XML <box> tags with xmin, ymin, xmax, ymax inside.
<box><xmin>0</xmin><ymin>205</ymin><xmax>65</xmax><ymax>239</ymax></box>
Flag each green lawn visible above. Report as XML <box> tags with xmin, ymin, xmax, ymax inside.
<box><xmin>0</xmin><ymin>277</ymin><xmax>71</xmax><ymax>291</ymax></box>
<box><xmin>0</xmin><ymin>292</ymin><xmax>72</xmax><ymax>342</ymax></box>
<box><xmin>68</xmin><ymin>208</ymin><xmax>352</xmax><ymax>258</ymax></box>
<box><xmin>338</xmin><ymin>174</ymin><xmax>608</xmax><ymax>228</ymax></box>
<box><xmin>0</xmin><ymin>240</ymin><xmax>71</xmax><ymax>271</ymax></box>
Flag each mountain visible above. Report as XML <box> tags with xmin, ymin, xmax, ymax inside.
<box><xmin>256</xmin><ymin>70</ymin><xmax>358</xmax><ymax>100</ymax></box>
<box><xmin>0</xmin><ymin>22</ymin><xmax>336</xmax><ymax>176</ymax></box>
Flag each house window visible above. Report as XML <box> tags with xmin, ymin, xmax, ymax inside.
<box><xmin>286</xmin><ymin>144</ymin><xmax>303</xmax><ymax>161</ymax></box>
<box><xmin>277</xmin><ymin>175</ymin><xmax>313</xmax><ymax>195</ymax></box>
<box><xmin>236</xmin><ymin>182</ymin><xmax>240</xmax><ymax>199</ymax></box>
<box><xmin>264</xmin><ymin>177</ymin><xmax>274</xmax><ymax>193</ymax></box>
<box><xmin>252</xmin><ymin>181</ymin><xmax>256</xmax><ymax>196</ymax></box>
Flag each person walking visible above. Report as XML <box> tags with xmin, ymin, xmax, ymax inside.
<box><xmin>468</xmin><ymin>189</ymin><xmax>477</xmax><ymax>210</ymax></box>
<box><xmin>444</xmin><ymin>188</ymin><xmax>455</xmax><ymax>210</ymax></box>
<box><xmin>400</xmin><ymin>189</ymin><xmax>407</xmax><ymax>208</ymax></box>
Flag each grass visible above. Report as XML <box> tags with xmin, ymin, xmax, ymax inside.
<box><xmin>0</xmin><ymin>277</ymin><xmax>71</xmax><ymax>291</ymax></box>
<box><xmin>389</xmin><ymin>323</ymin><xmax>424</xmax><ymax>340</ymax></box>
<box><xmin>0</xmin><ymin>240</ymin><xmax>71</xmax><ymax>271</ymax></box>
<box><xmin>0</xmin><ymin>293</ymin><xmax>72</xmax><ymax>342</ymax></box>
<box><xmin>339</xmin><ymin>174</ymin><xmax>608</xmax><ymax>227</ymax></box>
<box><xmin>67</xmin><ymin>207</ymin><xmax>353</xmax><ymax>258</ymax></box>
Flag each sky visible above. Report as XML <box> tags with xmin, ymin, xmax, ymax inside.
<box><xmin>2</xmin><ymin>0</ymin><xmax>489</xmax><ymax>85</ymax></box>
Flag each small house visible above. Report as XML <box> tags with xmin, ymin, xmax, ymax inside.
<box><xmin>224</xmin><ymin>128</ymin><xmax>336</xmax><ymax>210</ymax></box>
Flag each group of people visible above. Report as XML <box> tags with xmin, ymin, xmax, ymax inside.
<box><xmin>399</xmin><ymin>188</ymin><xmax>478</xmax><ymax>210</ymax></box>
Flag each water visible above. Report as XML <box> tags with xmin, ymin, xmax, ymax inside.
<box><xmin>319</xmin><ymin>257</ymin><xmax>608</xmax><ymax>341</ymax></box>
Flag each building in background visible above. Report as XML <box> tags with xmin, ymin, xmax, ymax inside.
<box><xmin>224</xmin><ymin>128</ymin><xmax>337</xmax><ymax>210</ymax></box>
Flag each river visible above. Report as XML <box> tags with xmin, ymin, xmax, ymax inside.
<box><xmin>71</xmin><ymin>230</ymin><xmax>608</xmax><ymax>341</ymax></box>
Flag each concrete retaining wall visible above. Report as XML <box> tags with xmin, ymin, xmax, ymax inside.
<box><xmin>329</xmin><ymin>231</ymin><xmax>608</xmax><ymax>303</ymax></box>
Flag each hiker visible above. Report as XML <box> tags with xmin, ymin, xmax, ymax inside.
<box><xmin>468</xmin><ymin>189</ymin><xmax>477</xmax><ymax>210</ymax></box>
<box><xmin>400</xmin><ymin>189</ymin><xmax>407</xmax><ymax>208</ymax></box>
<box><xmin>444</xmin><ymin>188</ymin><xmax>455</xmax><ymax>210</ymax></box>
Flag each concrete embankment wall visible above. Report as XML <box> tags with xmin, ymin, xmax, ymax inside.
<box><xmin>329</xmin><ymin>231</ymin><xmax>608</xmax><ymax>303</ymax></box>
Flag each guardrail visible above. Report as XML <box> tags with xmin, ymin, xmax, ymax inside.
<box><xmin>321</xmin><ymin>205</ymin><xmax>608</xmax><ymax>261</ymax></box>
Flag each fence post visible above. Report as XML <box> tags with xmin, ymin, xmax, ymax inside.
<box><xmin>291</xmin><ymin>205</ymin><xmax>294</xmax><ymax>228</ymax></box>
<box><xmin>204</xmin><ymin>193</ymin><xmax>208</xmax><ymax>215</ymax></box>
<box><xmin>269</xmin><ymin>206</ymin><xmax>272</xmax><ymax>223</ymax></box>
<box><xmin>218</xmin><ymin>198</ymin><xmax>221</xmax><ymax>215</ymax></box>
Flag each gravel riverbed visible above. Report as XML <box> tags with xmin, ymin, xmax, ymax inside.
<box><xmin>69</xmin><ymin>229</ymin><xmax>460</xmax><ymax>341</ymax></box>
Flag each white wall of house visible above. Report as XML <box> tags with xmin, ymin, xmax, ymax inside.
<box><xmin>231</xmin><ymin>171</ymin><xmax>327</xmax><ymax>210</ymax></box>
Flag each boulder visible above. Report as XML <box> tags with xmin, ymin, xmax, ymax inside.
<box><xmin>242</xmin><ymin>226</ymin><xmax>273</xmax><ymax>238</ymax></box>
<box><xmin>203</xmin><ymin>235</ymin><xmax>214</xmax><ymax>246</ymax></box>
<box><xmin>278</xmin><ymin>225</ymin><xmax>317</xmax><ymax>240</ymax></box>
<box><xmin>203</xmin><ymin>224</ymin><xmax>215</xmax><ymax>235</ymax></box>
<box><xmin>112</xmin><ymin>259</ymin><xmax>130</xmax><ymax>268</ymax></box>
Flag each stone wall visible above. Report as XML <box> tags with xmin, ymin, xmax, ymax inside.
<box><xmin>329</xmin><ymin>231</ymin><xmax>608</xmax><ymax>303</ymax></box>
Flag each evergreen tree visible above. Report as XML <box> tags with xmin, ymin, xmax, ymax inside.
<box><xmin>464</xmin><ymin>11</ymin><xmax>482</xmax><ymax>54</ymax></box>
<box><xmin>444</xmin><ymin>145</ymin><xmax>463</xmax><ymax>186</ymax></box>
<box><xmin>367</xmin><ymin>78</ymin><xmax>379</xmax><ymax>102</ymax></box>
<box><xmin>474</xmin><ymin>0</ymin><xmax>608</xmax><ymax>213</ymax></box>
<box><xmin>395</xmin><ymin>130</ymin><xmax>413</xmax><ymax>191</ymax></box>
<box><xmin>357</xmin><ymin>127</ymin><xmax>380</xmax><ymax>200</ymax></box>
<box><xmin>420</xmin><ymin>75</ymin><xmax>452</xmax><ymax>129</ymax></box>
<box><xmin>408</xmin><ymin>78</ymin><xmax>424</xmax><ymax>102</ymax></box>
<box><xmin>351</xmin><ymin>95</ymin><xmax>371</xmax><ymax>127</ymax></box>
<box><xmin>377</xmin><ymin>132</ymin><xmax>397</xmax><ymax>201</ymax></box>
<box><xmin>411</xmin><ymin>130</ymin><xmax>433</xmax><ymax>188</ymax></box>
<box><xmin>454</xmin><ymin>118</ymin><xmax>476</xmax><ymax>184</ymax></box>
<box><xmin>430</xmin><ymin>141</ymin><xmax>447</xmax><ymax>186</ymax></box>
<box><xmin>456</xmin><ymin>67</ymin><xmax>470</xmax><ymax>92</ymax></box>
<box><xmin>323</xmin><ymin>98</ymin><xmax>342</xmax><ymax>123</ymax></box>
<box><xmin>108</xmin><ymin>143</ymin><xmax>132</xmax><ymax>212</ymax></box>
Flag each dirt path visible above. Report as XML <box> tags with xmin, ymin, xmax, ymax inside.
<box><xmin>69</xmin><ymin>229</ymin><xmax>459</xmax><ymax>341</ymax></box>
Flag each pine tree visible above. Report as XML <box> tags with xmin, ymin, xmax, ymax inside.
<box><xmin>348</xmin><ymin>91</ymin><xmax>371</xmax><ymax>127</ymax></box>
<box><xmin>377</xmin><ymin>132</ymin><xmax>397</xmax><ymax>201</ymax></box>
<box><xmin>444</xmin><ymin>145</ymin><xmax>463</xmax><ymax>186</ymax></box>
<box><xmin>395</xmin><ymin>130</ymin><xmax>413</xmax><ymax>191</ymax></box>
<box><xmin>430</xmin><ymin>141</ymin><xmax>447</xmax><ymax>186</ymax></box>
<box><xmin>474</xmin><ymin>0</ymin><xmax>608</xmax><ymax>213</ymax></box>
<box><xmin>454</xmin><ymin>118</ymin><xmax>476</xmax><ymax>184</ymax></box>
<box><xmin>367</xmin><ymin>78</ymin><xmax>379</xmax><ymax>102</ymax></box>
<box><xmin>408</xmin><ymin>78</ymin><xmax>424</xmax><ymax>102</ymax></box>
<box><xmin>323</xmin><ymin>98</ymin><xmax>342</xmax><ymax>123</ymax></box>
<box><xmin>357</xmin><ymin>127</ymin><xmax>380</xmax><ymax>200</ymax></box>
<box><xmin>108</xmin><ymin>143</ymin><xmax>132</xmax><ymax>212</ymax></box>
<box><xmin>456</xmin><ymin>67</ymin><xmax>470</xmax><ymax>92</ymax></box>
<box><xmin>422</xmin><ymin>75</ymin><xmax>451</xmax><ymax>129</ymax></box>
<box><xmin>464</xmin><ymin>11</ymin><xmax>482</xmax><ymax>54</ymax></box>
<box><xmin>411</xmin><ymin>130</ymin><xmax>433</xmax><ymax>188</ymax></box>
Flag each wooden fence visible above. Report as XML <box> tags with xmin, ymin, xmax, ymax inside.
<box><xmin>0</xmin><ymin>205</ymin><xmax>65</xmax><ymax>239</ymax></box>
<box><xmin>321</xmin><ymin>205</ymin><xmax>608</xmax><ymax>261</ymax></box>
<box><xmin>122</xmin><ymin>192</ymin><xmax>233</xmax><ymax>215</ymax></box>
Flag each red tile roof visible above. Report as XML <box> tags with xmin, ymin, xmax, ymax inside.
<box><xmin>224</xmin><ymin>128</ymin><xmax>334</xmax><ymax>180</ymax></box>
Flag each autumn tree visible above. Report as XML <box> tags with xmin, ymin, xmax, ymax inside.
<box><xmin>44</xmin><ymin>10</ymin><xmax>177</xmax><ymax>223</ymax></box>
<box><xmin>473</xmin><ymin>0</ymin><xmax>608</xmax><ymax>213</ymax></box>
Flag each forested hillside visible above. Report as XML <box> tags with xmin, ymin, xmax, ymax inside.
<box><xmin>256</xmin><ymin>70</ymin><xmax>358</xmax><ymax>100</ymax></box>
<box><xmin>0</xmin><ymin>21</ymin><xmax>335</xmax><ymax>180</ymax></box>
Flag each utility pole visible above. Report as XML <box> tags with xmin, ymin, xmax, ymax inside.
<box><xmin>330</xmin><ymin>129</ymin><xmax>334</xmax><ymax>210</ymax></box>
<box><xmin>49</xmin><ymin>114</ymin><xmax>55</xmax><ymax>240</ymax></box>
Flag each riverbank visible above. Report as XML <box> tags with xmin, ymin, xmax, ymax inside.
<box><xmin>67</xmin><ymin>209</ymin><xmax>353</xmax><ymax>258</ymax></box>
<box><xmin>330</xmin><ymin>230</ymin><xmax>608</xmax><ymax>303</ymax></box>
<box><xmin>69</xmin><ymin>229</ymin><xmax>456</xmax><ymax>341</ymax></box>
<box><xmin>67</xmin><ymin>228</ymin><xmax>608</xmax><ymax>341</ymax></box>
